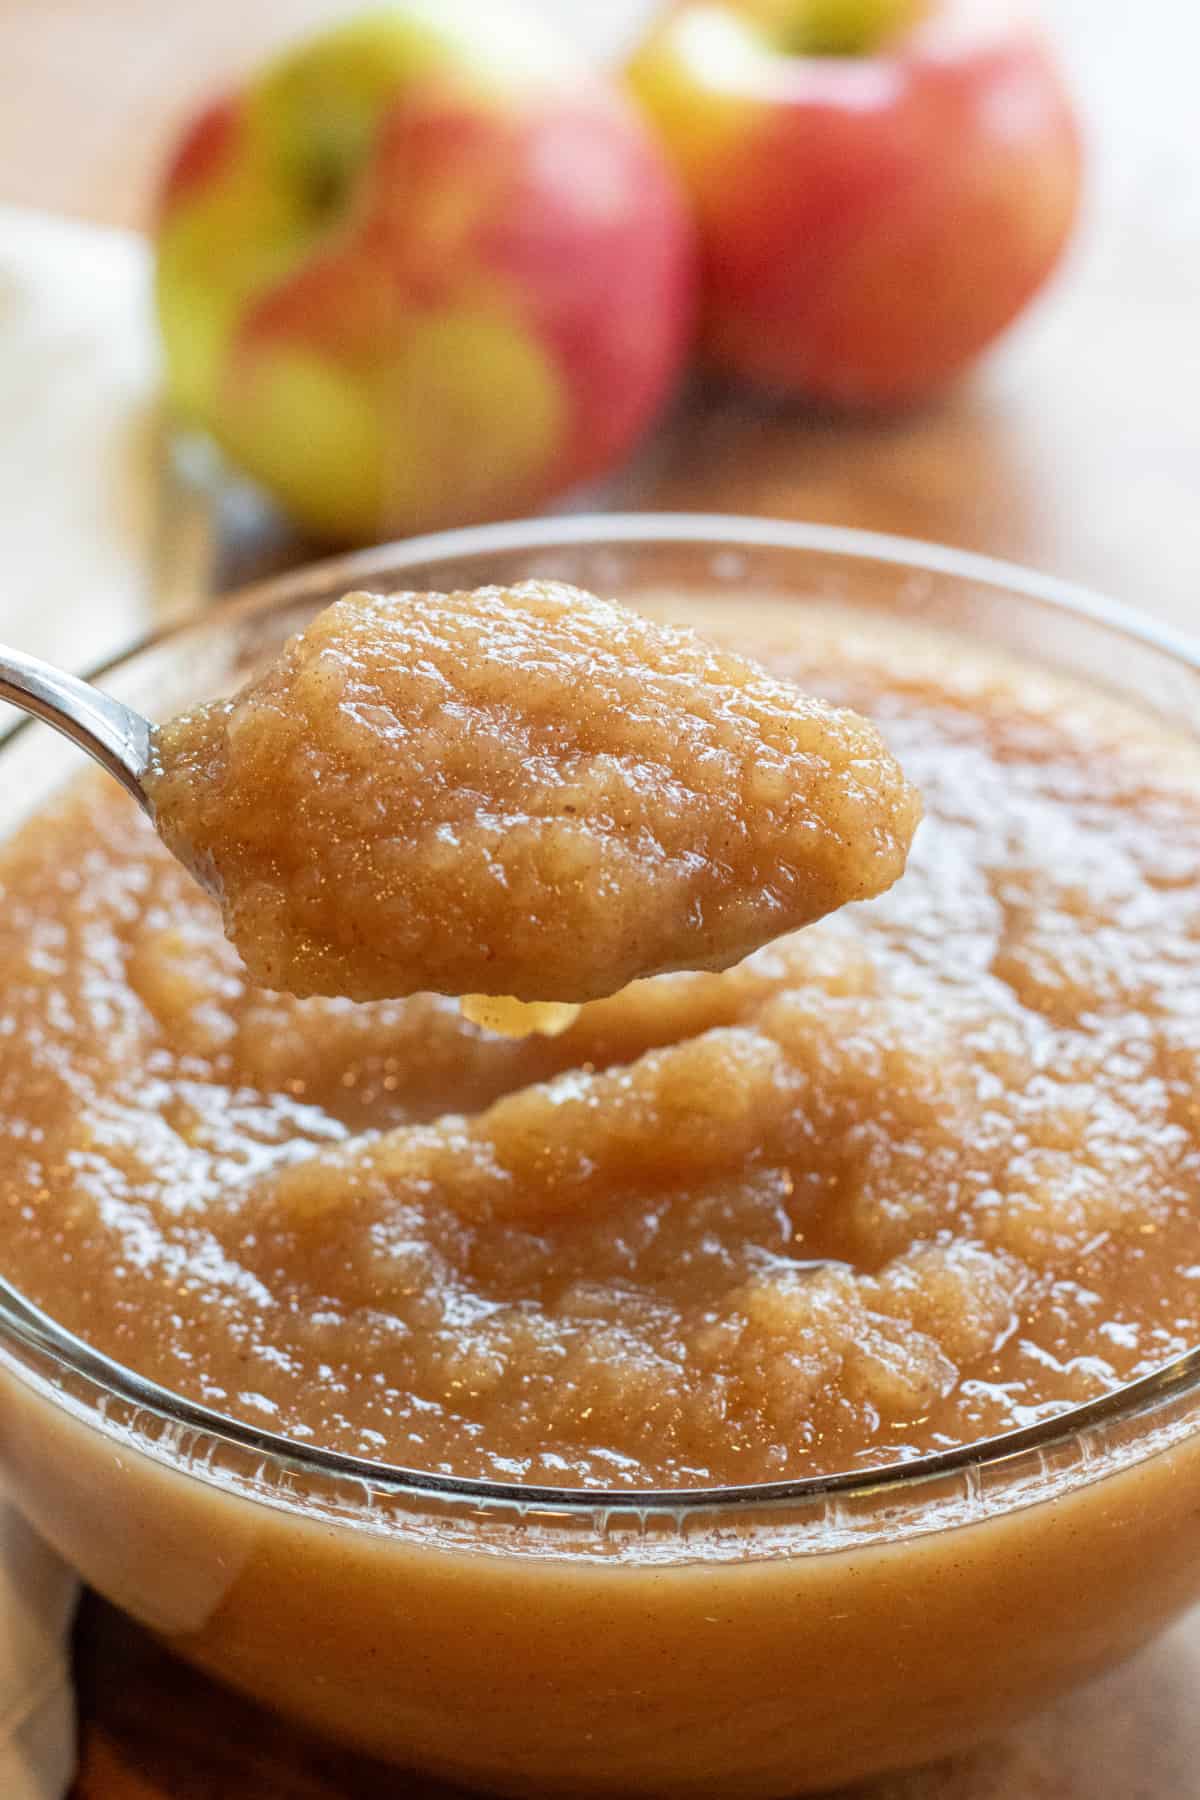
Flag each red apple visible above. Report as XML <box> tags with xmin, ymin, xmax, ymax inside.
<box><xmin>154</xmin><ymin>6</ymin><xmax>695</xmax><ymax>542</ymax></box>
<box><xmin>627</xmin><ymin>0</ymin><xmax>1082</xmax><ymax>406</ymax></box>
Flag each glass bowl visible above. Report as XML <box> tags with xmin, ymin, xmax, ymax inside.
<box><xmin>3</xmin><ymin>515</ymin><xmax>1200</xmax><ymax>1799</ymax></box>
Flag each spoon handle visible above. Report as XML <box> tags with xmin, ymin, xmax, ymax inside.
<box><xmin>0</xmin><ymin>644</ymin><xmax>153</xmax><ymax>812</ymax></box>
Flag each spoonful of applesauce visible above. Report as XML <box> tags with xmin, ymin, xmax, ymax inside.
<box><xmin>0</xmin><ymin>580</ymin><xmax>920</xmax><ymax>1034</ymax></box>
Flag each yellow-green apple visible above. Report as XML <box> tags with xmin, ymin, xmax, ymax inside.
<box><xmin>154</xmin><ymin>5</ymin><xmax>695</xmax><ymax>541</ymax></box>
<box><xmin>627</xmin><ymin>0</ymin><xmax>1081</xmax><ymax>406</ymax></box>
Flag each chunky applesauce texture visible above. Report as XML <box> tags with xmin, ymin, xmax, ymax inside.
<box><xmin>146</xmin><ymin>582</ymin><xmax>919</xmax><ymax>1006</ymax></box>
<box><xmin>4</xmin><ymin>591</ymin><xmax>1200</xmax><ymax>1489</ymax></box>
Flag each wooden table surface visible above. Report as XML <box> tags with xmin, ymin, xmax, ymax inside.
<box><xmin>4</xmin><ymin>0</ymin><xmax>1200</xmax><ymax>1795</ymax></box>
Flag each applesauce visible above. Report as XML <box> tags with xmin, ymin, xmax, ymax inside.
<box><xmin>3</xmin><ymin>589</ymin><xmax>1200</xmax><ymax>1501</ymax></box>
<box><xmin>147</xmin><ymin>580</ymin><xmax>918</xmax><ymax>1004</ymax></box>
<box><xmin>7</xmin><ymin>528</ymin><xmax>1200</xmax><ymax>1800</ymax></box>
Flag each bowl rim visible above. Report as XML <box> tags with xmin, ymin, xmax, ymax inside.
<box><xmin>5</xmin><ymin>508</ymin><xmax>1200</xmax><ymax>1519</ymax></box>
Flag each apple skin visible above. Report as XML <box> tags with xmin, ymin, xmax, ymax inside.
<box><xmin>626</xmin><ymin>0</ymin><xmax>1082</xmax><ymax>407</ymax></box>
<box><xmin>154</xmin><ymin>7</ymin><xmax>696</xmax><ymax>541</ymax></box>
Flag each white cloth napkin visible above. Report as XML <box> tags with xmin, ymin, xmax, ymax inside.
<box><xmin>0</xmin><ymin>202</ymin><xmax>217</xmax><ymax>1797</ymax></box>
<box><xmin>0</xmin><ymin>1513</ymin><xmax>76</xmax><ymax>1800</ymax></box>
<box><xmin>0</xmin><ymin>203</ymin><xmax>215</xmax><ymax>672</ymax></box>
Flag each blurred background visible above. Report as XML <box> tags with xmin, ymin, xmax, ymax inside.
<box><xmin>0</xmin><ymin>0</ymin><xmax>1198</xmax><ymax>678</ymax></box>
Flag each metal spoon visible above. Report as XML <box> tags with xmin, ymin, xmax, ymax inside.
<box><xmin>0</xmin><ymin>644</ymin><xmax>153</xmax><ymax>813</ymax></box>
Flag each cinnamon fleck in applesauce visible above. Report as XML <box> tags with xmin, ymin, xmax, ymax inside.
<box><xmin>3</xmin><ymin>594</ymin><xmax>1200</xmax><ymax>1490</ymax></box>
<box><xmin>146</xmin><ymin>582</ymin><xmax>919</xmax><ymax>1006</ymax></box>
